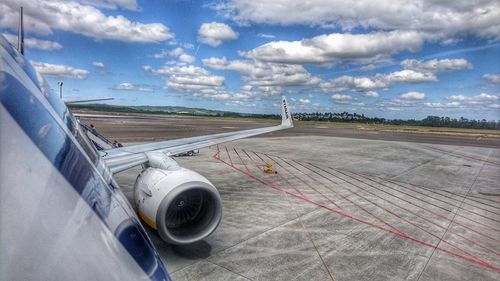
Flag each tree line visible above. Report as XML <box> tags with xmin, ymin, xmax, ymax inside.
<box><xmin>292</xmin><ymin>112</ymin><xmax>500</xmax><ymax>130</ymax></box>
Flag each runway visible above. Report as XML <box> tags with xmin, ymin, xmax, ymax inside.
<box><xmin>82</xmin><ymin>114</ymin><xmax>500</xmax><ymax>281</ymax></box>
<box><xmin>78</xmin><ymin>113</ymin><xmax>500</xmax><ymax>148</ymax></box>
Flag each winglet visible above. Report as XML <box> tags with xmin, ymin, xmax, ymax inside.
<box><xmin>281</xmin><ymin>96</ymin><xmax>293</xmax><ymax>127</ymax></box>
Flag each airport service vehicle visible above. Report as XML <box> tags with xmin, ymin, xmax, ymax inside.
<box><xmin>0</xmin><ymin>10</ymin><xmax>293</xmax><ymax>281</ymax></box>
<box><xmin>174</xmin><ymin>149</ymin><xmax>200</xmax><ymax>157</ymax></box>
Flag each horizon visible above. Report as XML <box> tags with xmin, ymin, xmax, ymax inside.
<box><xmin>72</xmin><ymin>102</ymin><xmax>500</xmax><ymax>122</ymax></box>
<box><xmin>1</xmin><ymin>0</ymin><xmax>499</xmax><ymax>120</ymax></box>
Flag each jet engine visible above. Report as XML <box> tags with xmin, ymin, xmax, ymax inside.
<box><xmin>134</xmin><ymin>152</ymin><xmax>222</xmax><ymax>244</ymax></box>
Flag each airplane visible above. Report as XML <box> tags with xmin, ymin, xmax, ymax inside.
<box><xmin>0</xmin><ymin>7</ymin><xmax>293</xmax><ymax>281</ymax></box>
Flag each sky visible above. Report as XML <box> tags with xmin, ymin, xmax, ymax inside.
<box><xmin>1</xmin><ymin>0</ymin><xmax>499</xmax><ymax>120</ymax></box>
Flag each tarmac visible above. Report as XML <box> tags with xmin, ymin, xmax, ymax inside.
<box><xmin>77</xmin><ymin>113</ymin><xmax>500</xmax><ymax>148</ymax></box>
<box><xmin>84</xmin><ymin>114</ymin><xmax>500</xmax><ymax>281</ymax></box>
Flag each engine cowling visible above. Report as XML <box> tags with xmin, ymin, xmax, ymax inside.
<box><xmin>134</xmin><ymin>154</ymin><xmax>222</xmax><ymax>245</ymax></box>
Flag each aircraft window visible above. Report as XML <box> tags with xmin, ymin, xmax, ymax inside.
<box><xmin>75</xmin><ymin>127</ymin><xmax>98</xmax><ymax>163</ymax></box>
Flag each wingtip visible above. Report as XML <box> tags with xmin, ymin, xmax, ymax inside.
<box><xmin>281</xmin><ymin>96</ymin><xmax>293</xmax><ymax>127</ymax></box>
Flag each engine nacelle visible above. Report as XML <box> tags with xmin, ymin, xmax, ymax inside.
<box><xmin>134</xmin><ymin>153</ymin><xmax>222</xmax><ymax>244</ymax></box>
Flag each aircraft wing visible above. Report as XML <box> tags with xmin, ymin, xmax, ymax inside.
<box><xmin>65</xmin><ymin>97</ymin><xmax>114</xmax><ymax>104</ymax></box>
<box><xmin>102</xmin><ymin>96</ymin><xmax>293</xmax><ymax>174</ymax></box>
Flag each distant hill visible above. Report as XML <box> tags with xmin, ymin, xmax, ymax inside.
<box><xmin>68</xmin><ymin>103</ymin><xmax>278</xmax><ymax>118</ymax></box>
<box><xmin>132</xmin><ymin>105</ymin><xmax>234</xmax><ymax>116</ymax></box>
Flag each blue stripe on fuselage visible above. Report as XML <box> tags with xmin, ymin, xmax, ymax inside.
<box><xmin>0</xmin><ymin>71</ymin><xmax>171</xmax><ymax>280</ymax></box>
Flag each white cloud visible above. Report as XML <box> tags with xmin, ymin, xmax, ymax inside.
<box><xmin>0</xmin><ymin>0</ymin><xmax>173</xmax><ymax>42</ymax></box>
<box><xmin>424</xmin><ymin>102</ymin><xmax>461</xmax><ymax>108</ymax></box>
<box><xmin>144</xmin><ymin>65</ymin><xmax>210</xmax><ymax>76</ymax></box>
<box><xmin>2</xmin><ymin>33</ymin><xmax>62</xmax><ymax>51</ymax></box>
<box><xmin>167</xmin><ymin>48</ymin><xmax>185</xmax><ymax>57</ymax></box>
<box><xmin>399</xmin><ymin>91</ymin><xmax>425</xmax><ymax>100</ymax></box>
<box><xmin>143</xmin><ymin>64</ymin><xmax>225</xmax><ymax>93</ymax></box>
<box><xmin>32</xmin><ymin>61</ymin><xmax>89</xmax><ymax>80</ymax></box>
<box><xmin>362</xmin><ymin>91</ymin><xmax>379</xmax><ymax>98</ymax></box>
<box><xmin>197</xmin><ymin>22</ymin><xmax>239</xmax><ymax>47</ymax></box>
<box><xmin>168</xmin><ymin>75</ymin><xmax>224</xmax><ymax>87</ymax></box>
<box><xmin>241</xmin><ymin>85</ymin><xmax>252</xmax><ymax>92</ymax></box>
<box><xmin>153</xmin><ymin>50</ymin><xmax>169</xmax><ymax>59</ymax></box>
<box><xmin>256</xmin><ymin>33</ymin><xmax>275</xmax><ymax>39</ymax></box>
<box><xmin>202</xmin><ymin>56</ymin><xmax>319</xmax><ymax>87</ymax></box>
<box><xmin>243</xmin><ymin>30</ymin><xmax>424</xmax><ymax>65</ymax></box>
<box><xmin>401</xmin><ymin>58</ymin><xmax>472</xmax><ymax>73</ymax></box>
<box><xmin>473</xmin><ymin>93</ymin><xmax>498</xmax><ymax>101</ymax></box>
<box><xmin>194</xmin><ymin>88</ymin><xmax>257</xmax><ymax>102</ymax></box>
<box><xmin>359</xmin><ymin>64</ymin><xmax>377</xmax><ymax>72</ymax></box>
<box><xmin>153</xmin><ymin>47</ymin><xmax>195</xmax><ymax>64</ymax></box>
<box><xmin>81</xmin><ymin>0</ymin><xmax>139</xmax><ymax>11</ymax></box>
<box><xmin>384</xmin><ymin>70</ymin><xmax>437</xmax><ymax>83</ymax></box>
<box><xmin>168</xmin><ymin>77</ymin><xmax>223</xmax><ymax>91</ymax></box>
<box><xmin>375</xmin><ymin>100</ymin><xmax>419</xmax><ymax>109</ymax></box>
<box><xmin>225</xmin><ymin>100</ymin><xmax>257</xmax><ymax>107</ymax></box>
<box><xmin>213</xmin><ymin>0</ymin><xmax>500</xmax><ymax>40</ymax></box>
<box><xmin>331</xmin><ymin>94</ymin><xmax>352</xmax><ymax>103</ymax></box>
<box><xmin>319</xmin><ymin>58</ymin><xmax>472</xmax><ymax>94</ymax></box>
<box><xmin>92</xmin><ymin>61</ymin><xmax>105</xmax><ymax>68</ymax></box>
<box><xmin>321</xmin><ymin>76</ymin><xmax>386</xmax><ymax>92</ymax></box>
<box><xmin>178</xmin><ymin>54</ymin><xmax>195</xmax><ymax>64</ymax></box>
<box><xmin>257</xmin><ymin>86</ymin><xmax>282</xmax><ymax>97</ymax></box>
<box><xmin>201</xmin><ymin>92</ymin><xmax>231</xmax><ymax>100</ymax></box>
<box><xmin>153</xmin><ymin>49</ymin><xmax>179</xmax><ymax>59</ymax></box>
<box><xmin>488</xmin><ymin>104</ymin><xmax>500</xmax><ymax>109</ymax></box>
<box><xmin>446</xmin><ymin>93</ymin><xmax>498</xmax><ymax>104</ymax></box>
<box><xmin>320</xmin><ymin>70</ymin><xmax>435</xmax><ymax>93</ymax></box>
<box><xmin>298</xmin><ymin>98</ymin><xmax>311</xmax><ymax>106</ymax></box>
<box><xmin>446</xmin><ymin>95</ymin><xmax>467</xmax><ymax>101</ymax></box>
<box><xmin>111</xmin><ymin>82</ymin><xmax>153</xmax><ymax>92</ymax></box>
<box><xmin>181</xmin><ymin>43</ymin><xmax>195</xmax><ymax>49</ymax></box>
<box><xmin>483</xmin><ymin>74</ymin><xmax>500</xmax><ymax>84</ymax></box>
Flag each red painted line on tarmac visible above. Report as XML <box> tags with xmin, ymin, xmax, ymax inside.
<box><xmin>385</xmin><ymin>179</ymin><xmax>500</xmax><ymax>213</ymax></box>
<box><xmin>270</xmin><ymin>153</ymin><xmax>497</xmax><ymax>262</ymax></box>
<box><xmin>280</xmin><ymin>161</ymin><xmax>406</xmax><ymax>236</ymax></box>
<box><xmin>332</xmin><ymin>167</ymin><xmax>500</xmax><ymax>239</ymax></box>
<box><xmin>250</xmin><ymin>150</ymin><xmax>500</xmax><ymax>240</ymax></box>
<box><xmin>336</xmin><ymin>168</ymin><xmax>500</xmax><ymax>231</ymax></box>
<box><xmin>214</xmin><ymin>144</ymin><xmax>221</xmax><ymax>159</ymax></box>
<box><xmin>260</xmin><ymin>151</ymin><xmax>406</xmax><ymax>235</ymax></box>
<box><xmin>233</xmin><ymin>148</ymin><xmax>336</xmax><ymax>281</ymax></box>
<box><xmin>367</xmin><ymin>173</ymin><xmax>500</xmax><ymax>219</ymax></box>
<box><xmin>225</xmin><ymin>145</ymin><xmax>233</xmax><ymax>167</ymax></box>
<box><xmin>233</xmin><ymin>147</ymin><xmax>252</xmax><ymax>175</ymax></box>
<box><xmin>245</xmin><ymin>149</ymin><xmax>308</xmax><ymax>198</ymax></box>
<box><xmin>275</xmin><ymin>161</ymin><xmax>409</xmax><ymax>236</ymax></box>
<box><xmin>241</xmin><ymin>148</ymin><xmax>305</xmax><ymax>198</ymax></box>
<box><xmin>468</xmin><ymin>195</ymin><xmax>500</xmax><ymax>205</ymax></box>
<box><xmin>260</xmin><ymin>148</ymin><xmax>500</xmax><ymax>229</ymax></box>
<box><xmin>421</xmin><ymin>145</ymin><xmax>500</xmax><ymax>167</ymax></box>
<box><xmin>281</xmin><ymin>158</ymin><xmax>500</xmax><ymax>258</ymax></box>
<box><xmin>213</xmin><ymin>149</ymin><xmax>500</xmax><ymax>272</ymax></box>
<box><xmin>215</xmin><ymin>153</ymin><xmax>499</xmax><ymax>271</ymax></box>
<box><xmin>259</xmin><ymin>152</ymin><xmax>345</xmax><ymax>211</ymax></box>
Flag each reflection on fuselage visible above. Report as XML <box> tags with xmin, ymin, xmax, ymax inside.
<box><xmin>0</xmin><ymin>35</ymin><xmax>171</xmax><ymax>280</ymax></box>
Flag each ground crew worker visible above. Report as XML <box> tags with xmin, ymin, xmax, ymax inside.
<box><xmin>90</xmin><ymin>124</ymin><xmax>98</xmax><ymax>135</ymax></box>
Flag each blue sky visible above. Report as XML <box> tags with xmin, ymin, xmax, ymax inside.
<box><xmin>1</xmin><ymin>0</ymin><xmax>499</xmax><ymax>120</ymax></box>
